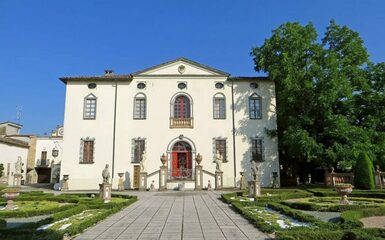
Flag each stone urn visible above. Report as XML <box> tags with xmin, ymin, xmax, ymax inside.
<box><xmin>2</xmin><ymin>187</ymin><xmax>21</xmax><ymax>210</ymax></box>
<box><xmin>160</xmin><ymin>154</ymin><xmax>167</xmax><ymax>166</ymax></box>
<box><xmin>196</xmin><ymin>153</ymin><xmax>202</xmax><ymax>166</ymax></box>
<box><xmin>335</xmin><ymin>184</ymin><xmax>353</xmax><ymax>205</ymax></box>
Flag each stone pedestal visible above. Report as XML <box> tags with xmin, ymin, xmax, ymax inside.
<box><xmin>99</xmin><ymin>183</ymin><xmax>112</xmax><ymax>203</ymax></box>
<box><xmin>117</xmin><ymin>173</ymin><xmax>124</xmax><ymax>191</ymax></box>
<box><xmin>240</xmin><ymin>172</ymin><xmax>247</xmax><ymax>190</ymax></box>
<box><xmin>139</xmin><ymin>172</ymin><xmax>147</xmax><ymax>191</ymax></box>
<box><xmin>215</xmin><ymin>171</ymin><xmax>223</xmax><ymax>190</ymax></box>
<box><xmin>13</xmin><ymin>173</ymin><xmax>22</xmax><ymax>186</ymax></box>
<box><xmin>195</xmin><ymin>165</ymin><xmax>203</xmax><ymax>190</ymax></box>
<box><xmin>248</xmin><ymin>180</ymin><xmax>261</xmax><ymax>198</ymax></box>
<box><xmin>61</xmin><ymin>175</ymin><xmax>69</xmax><ymax>192</ymax></box>
<box><xmin>159</xmin><ymin>166</ymin><xmax>167</xmax><ymax>191</ymax></box>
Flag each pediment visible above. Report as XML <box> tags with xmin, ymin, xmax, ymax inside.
<box><xmin>131</xmin><ymin>58</ymin><xmax>229</xmax><ymax>77</ymax></box>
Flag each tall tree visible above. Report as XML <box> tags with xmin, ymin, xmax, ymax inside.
<box><xmin>251</xmin><ymin>21</ymin><xmax>378</xmax><ymax>181</ymax></box>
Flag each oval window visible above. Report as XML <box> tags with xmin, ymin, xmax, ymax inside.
<box><xmin>137</xmin><ymin>83</ymin><xmax>146</xmax><ymax>89</ymax></box>
<box><xmin>88</xmin><ymin>83</ymin><xmax>96</xmax><ymax>89</ymax></box>
<box><xmin>215</xmin><ymin>82</ymin><xmax>224</xmax><ymax>89</ymax></box>
<box><xmin>178</xmin><ymin>82</ymin><xmax>187</xmax><ymax>89</ymax></box>
<box><xmin>250</xmin><ymin>83</ymin><xmax>258</xmax><ymax>89</ymax></box>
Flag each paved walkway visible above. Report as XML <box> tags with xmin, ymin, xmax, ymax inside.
<box><xmin>75</xmin><ymin>191</ymin><xmax>270</xmax><ymax>240</ymax></box>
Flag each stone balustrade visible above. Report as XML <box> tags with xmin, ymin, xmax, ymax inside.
<box><xmin>170</xmin><ymin>117</ymin><xmax>193</xmax><ymax>128</ymax></box>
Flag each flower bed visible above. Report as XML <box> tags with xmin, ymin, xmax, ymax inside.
<box><xmin>0</xmin><ymin>201</ymin><xmax>70</xmax><ymax>218</ymax></box>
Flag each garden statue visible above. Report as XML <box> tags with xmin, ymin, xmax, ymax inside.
<box><xmin>140</xmin><ymin>150</ymin><xmax>147</xmax><ymax>172</ymax></box>
<box><xmin>214</xmin><ymin>150</ymin><xmax>223</xmax><ymax>171</ymax></box>
<box><xmin>102</xmin><ymin>164</ymin><xmax>111</xmax><ymax>184</ymax></box>
<box><xmin>251</xmin><ymin>160</ymin><xmax>258</xmax><ymax>180</ymax></box>
<box><xmin>15</xmin><ymin>157</ymin><xmax>23</xmax><ymax>174</ymax></box>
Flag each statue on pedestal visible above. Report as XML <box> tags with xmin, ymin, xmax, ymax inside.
<box><xmin>251</xmin><ymin>160</ymin><xmax>258</xmax><ymax>181</ymax></box>
<box><xmin>15</xmin><ymin>156</ymin><xmax>23</xmax><ymax>174</ymax></box>
<box><xmin>214</xmin><ymin>150</ymin><xmax>223</xmax><ymax>172</ymax></box>
<box><xmin>102</xmin><ymin>164</ymin><xmax>111</xmax><ymax>184</ymax></box>
<box><xmin>140</xmin><ymin>151</ymin><xmax>146</xmax><ymax>172</ymax></box>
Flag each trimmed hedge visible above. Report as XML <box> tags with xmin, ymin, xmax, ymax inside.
<box><xmin>0</xmin><ymin>193</ymin><xmax>137</xmax><ymax>240</ymax></box>
<box><xmin>222</xmin><ymin>189</ymin><xmax>313</xmax><ymax>204</ymax></box>
<box><xmin>354</xmin><ymin>152</ymin><xmax>375</xmax><ymax>190</ymax></box>
<box><xmin>282</xmin><ymin>197</ymin><xmax>385</xmax><ymax>212</ymax></box>
<box><xmin>307</xmin><ymin>188</ymin><xmax>385</xmax><ymax>198</ymax></box>
<box><xmin>276</xmin><ymin>229</ymin><xmax>385</xmax><ymax>240</ymax></box>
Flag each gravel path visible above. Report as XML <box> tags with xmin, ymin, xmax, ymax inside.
<box><xmin>361</xmin><ymin>216</ymin><xmax>385</xmax><ymax>228</ymax></box>
<box><xmin>6</xmin><ymin>214</ymin><xmax>51</xmax><ymax>228</ymax></box>
<box><xmin>299</xmin><ymin>210</ymin><xmax>340</xmax><ymax>223</ymax></box>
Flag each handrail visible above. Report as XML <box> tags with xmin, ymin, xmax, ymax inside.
<box><xmin>147</xmin><ymin>170</ymin><xmax>160</xmax><ymax>178</ymax></box>
<box><xmin>202</xmin><ymin>169</ymin><xmax>215</xmax><ymax>177</ymax></box>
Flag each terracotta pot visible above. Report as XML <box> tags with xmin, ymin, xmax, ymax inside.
<box><xmin>335</xmin><ymin>185</ymin><xmax>353</xmax><ymax>205</ymax></box>
<box><xmin>160</xmin><ymin>154</ymin><xmax>167</xmax><ymax>166</ymax></box>
<box><xmin>196</xmin><ymin>154</ymin><xmax>202</xmax><ymax>166</ymax></box>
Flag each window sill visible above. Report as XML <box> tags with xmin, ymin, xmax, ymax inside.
<box><xmin>79</xmin><ymin>162</ymin><xmax>94</xmax><ymax>164</ymax></box>
<box><xmin>133</xmin><ymin>118</ymin><xmax>147</xmax><ymax>120</ymax></box>
<box><xmin>250</xmin><ymin>118</ymin><xmax>262</xmax><ymax>120</ymax></box>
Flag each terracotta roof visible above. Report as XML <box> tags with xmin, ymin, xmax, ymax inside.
<box><xmin>59</xmin><ymin>75</ymin><xmax>132</xmax><ymax>83</ymax></box>
<box><xmin>0</xmin><ymin>137</ymin><xmax>29</xmax><ymax>148</ymax></box>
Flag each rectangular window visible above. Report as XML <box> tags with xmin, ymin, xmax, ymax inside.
<box><xmin>133</xmin><ymin>140</ymin><xmax>145</xmax><ymax>163</ymax></box>
<box><xmin>252</xmin><ymin>138</ymin><xmax>264</xmax><ymax>162</ymax></box>
<box><xmin>84</xmin><ymin>99</ymin><xmax>97</xmax><ymax>119</ymax></box>
<box><xmin>40</xmin><ymin>151</ymin><xmax>47</xmax><ymax>166</ymax></box>
<box><xmin>215</xmin><ymin>139</ymin><xmax>227</xmax><ymax>162</ymax></box>
<box><xmin>41</xmin><ymin>151</ymin><xmax>47</xmax><ymax>160</ymax></box>
<box><xmin>214</xmin><ymin>98</ymin><xmax>226</xmax><ymax>119</ymax></box>
<box><xmin>249</xmin><ymin>97</ymin><xmax>262</xmax><ymax>119</ymax></box>
<box><xmin>134</xmin><ymin>98</ymin><xmax>146</xmax><ymax>119</ymax></box>
<box><xmin>82</xmin><ymin>140</ymin><xmax>94</xmax><ymax>163</ymax></box>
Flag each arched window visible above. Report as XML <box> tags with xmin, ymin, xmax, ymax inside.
<box><xmin>249</xmin><ymin>93</ymin><xmax>262</xmax><ymax>119</ymax></box>
<box><xmin>174</xmin><ymin>95</ymin><xmax>191</xmax><ymax>118</ymax></box>
<box><xmin>134</xmin><ymin>93</ymin><xmax>146</xmax><ymax>119</ymax></box>
<box><xmin>213</xmin><ymin>93</ymin><xmax>226</xmax><ymax>119</ymax></box>
<box><xmin>83</xmin><ymin>94</ymin><xmax>97</xmax><ymax>119</ymax></box>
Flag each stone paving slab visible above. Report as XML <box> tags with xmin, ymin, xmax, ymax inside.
<box><xmin>75</xmin><ymin>191</ymin><xmax>270</xmax><ymax>240</ymax></box>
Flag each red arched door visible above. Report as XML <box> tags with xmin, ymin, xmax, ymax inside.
<box><xmin>171</xmin><ymin>141</ymin><xmax>192</xmax><ymax>178</ymax></box>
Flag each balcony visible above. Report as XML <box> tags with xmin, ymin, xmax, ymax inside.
<box><xmin>170</xmin><ymin>117</ymin><xmax>193</xmax><ymax>128</ymax></box>
<box><xmin>36</xmin><ymin>159</ymin><xmax>50</xmax><ymax>168</ymax></box>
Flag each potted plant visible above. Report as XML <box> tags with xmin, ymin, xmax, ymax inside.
<box><xmin>2</xmin><ymin>187</ymin><xmax>21</xmax><ymax>210</ymax></box>
<box><xmin>335</xmin><ymin>183</ymin><xmax>353</xmax><ymax>204</ymax></box>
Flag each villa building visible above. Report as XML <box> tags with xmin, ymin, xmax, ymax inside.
<box><xmin>59</xmin><ymin>58</ymin><xmax>279</xmax><ymax>190</ymax></box>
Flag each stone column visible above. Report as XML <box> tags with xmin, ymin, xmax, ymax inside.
<box><xmin>240</xmin><ymin>172</ymin><xmax>247</xmax><ymax>190</ymax></box>
<box><xmin>248</xmin><ymin>179</ymin><xmax>261</xmax><ymax>198</ymax></box>
<box><xmin>215</xmin><ymin>171</ymin><xmax>223</xmax><ymax>190</ymax></box>
<box><xmin>61</xmin><ymin>174</ymin><xmax>69</xmax><ymax>192</ymax></box>
<box><xmin>139</xmin><ymin>172</ymin><xmax>147</xmax><ymax>191</ymax></box>
<box><xmin>159</xmin><ymin>166</ymin><xmax>167</xmax><ymax>191</ymax></box>
<box><xmin>195</xmin><ymin>165</ymin><xmax>203</xmax><ymax>190</ymax></box>
<box><xmin>99</xmin><ymin>183</ymin><xmax>112</xmax><ymax>203</ymax></box>
<box><xmin>13</xmin><ymin>173</ymin><xmax>22</xmax><ymax>186</ymax></box>
<box><xmin>117</xmin><ymin>173</ymin><xmax>125</xmax><ymax>191</ymax></box>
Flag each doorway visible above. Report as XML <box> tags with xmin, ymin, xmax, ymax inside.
<box><xmin>171</xmin><ymin>141</ymin><xmax>192</xmax><ymax>179</ymax></box>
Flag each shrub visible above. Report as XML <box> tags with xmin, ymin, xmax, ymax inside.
<box><xmin>354</xmin><ymin>152</ymin><xmax>375</xmax><ymax>189</ymax></box>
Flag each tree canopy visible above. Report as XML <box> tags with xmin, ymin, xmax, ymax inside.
<box><xmin>251</xmin><ymin>20</ymin><xmax>385</xmax><ymax>178</ymax></box>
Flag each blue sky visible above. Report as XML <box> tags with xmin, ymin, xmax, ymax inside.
<box><xmin>0</xmin><ymin>0</ymin><xmax>384</xmax><ymax>135</ymax></box>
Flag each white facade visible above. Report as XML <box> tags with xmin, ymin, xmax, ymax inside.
<box><xmin>60</xmin><ymin>58</ymin><xmax>280</xmax><ymax>190</ymax></box>
<box><xmin>0</xmin><ymin>137</ymin><xmax>29</xmax><ymax>185</ymax></box>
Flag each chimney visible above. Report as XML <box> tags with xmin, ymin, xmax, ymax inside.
<box><xmin>104</xmin><ymin>70</ymin><xmax>114</xmax><ymax>76</ymax></box>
